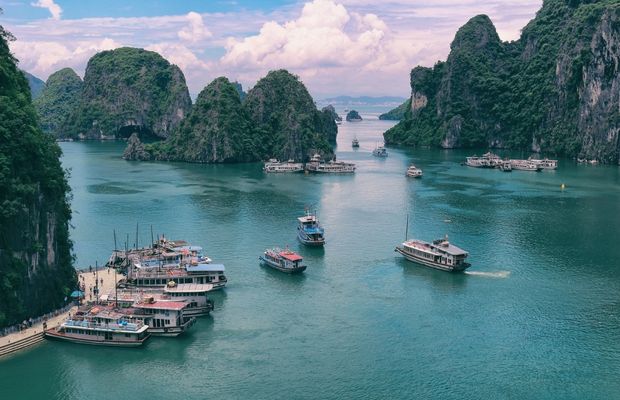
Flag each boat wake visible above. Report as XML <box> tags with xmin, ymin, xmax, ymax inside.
<box><xmin>465</xmin><ymin>270</ymin><xmax>511</xmax><ymax>279</ymax></box>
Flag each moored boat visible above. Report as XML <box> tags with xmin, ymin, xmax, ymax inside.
<box><xmin>45</xmin><ymin>307</ymin><xmax>150</xmax><ymax>347</ymax></box>
<box><xmin>121</xmin><ymin>262</ymin><xmax>227</xmax><ymax>290</ymax></box>
<box><xmin>128</xmin><ymin>299</ymin><xmax>196</xmax><ymax>337</ymax></box>
<box><xmin>406</xmin><ymin>164</ymin><xmax>423</xmax><ymax>178</ymax></box>
<box><xmin>498</xmin><ymin>160</ymin><xmax>512</xmax><ymax>172</ymax></box>
<box><xmin>528</xmin><ymin>157</ymin><xmax>558</xmax><ymax>170</ymax></box>
<box><xmin>305</xmin><ymin>153</ymin><xmax>356</xmax><ymax>173</ymax></box>
<box><xmin>510</xmin><ymin>159</ymin><xmax>541</xmax><ymax>171</ymax></box>
<box><xmin>297</xmin><ymin>211</ymin><xmax>325</xmax><ymax>246</ymax></box>
<box><xmin>259</xmin><ymin>248</ymin><xmax>307</xmax><ymax>273</ymax></box>
<box><xmin>395</xmin><ymin>235</ymin><xmax>471</xmax><ymax>272</ymax></box>
<box><xmin>264</xmin><ymin>159</ymin><xmax>304</xmax><ymax>173</ymax></box>
<box><xmin>352</xmin><ymin>137</ymin><xmax>360</xmax><ymax>148</ymax></box>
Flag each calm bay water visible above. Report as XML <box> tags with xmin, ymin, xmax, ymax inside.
<box><xmin>2</xmin><ymin>110</ymin><xmax>620</xmax><ymax>399</ymax></box>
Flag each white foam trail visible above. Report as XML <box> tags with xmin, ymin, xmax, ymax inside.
<box><xmin>465</xmin><ymin>270</ymin><xmax>511</xmax><ymax>278</ymax></box>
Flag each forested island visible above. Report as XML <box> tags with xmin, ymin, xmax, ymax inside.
<box><xmin>385</xmin><ymin>0</ymin><xmax>620</xmax><ymax>164</ymax></box>
<box><xmin>0</xmin><ymin>23</ymin><xmax>76</xmax><ymax>327</ymax></box>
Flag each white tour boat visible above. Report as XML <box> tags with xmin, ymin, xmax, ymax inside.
<box><xmin>259</xmin><ymin>248</ymin><xmax>307</xmax><ymax>273</ymax></box>
<box><xmin>406</xmin><ymin>164</ymin><xmax>423</xmax><ymax>178</ymax></box>
<box><xmin>305</xmin><ymin>154</ymin><xmax>356</xmax><ymax>173</ymax></box>
<box><xmin>395</xmin><ymin>235</ymin><xmax>471</xmax><ymax>272</ymax></box>
<box><xmin>263</xmin><ymin>159</ymin><xmax>304</xmax><ymax>173</ymax></box>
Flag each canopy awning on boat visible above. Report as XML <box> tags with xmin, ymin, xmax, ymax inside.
<box><xmin>164</xmin><ymin>283</ymin><xmax>214</xmax><ymax>293</ymax></box>
<box><xmin>279</xmin><ymin>252</ymin><xmax>303</xmax><ymax>262</ymax></box>
<box><xmin>186</xmin><ymin>263</ymin><xmax>225</xmax><ymax>273</ymax></box>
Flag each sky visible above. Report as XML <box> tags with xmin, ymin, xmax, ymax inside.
<box><xmin>0</xmin><ymin>0</ymin><xmax>542</xmax><ymax>99</ymax></box>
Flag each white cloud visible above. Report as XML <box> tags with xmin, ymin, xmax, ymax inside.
<box><xmin>177</xmin><ymin>11</ymin><xmax>212</xmax><ymax>43</ymax></box>
<box><xmin>31</xmin><ymin>0</ymin><xmax>62</xmax><ymax>20</ymax></box>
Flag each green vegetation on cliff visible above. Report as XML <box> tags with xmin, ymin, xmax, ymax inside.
<box><xmin>0</xmin><ymin>22</ymin><xmax>76</xmax><ymax>327</ymax></box>
<box><xmin>124</xmin><ymin>70</ymin><xmax>335</xmax><ymax>163</ymax></box>
<box><xmin>141</xmin><ymin>77</ymin><xmax>257</xmax><ymax>162</ymax></box>
<box><xmin>34</xmin><ymin>68</ymin><xmax>83</xmax><ymax>136</ymax></box>
<box><xmin>385</xmin><ymin>0</ymin><xmax>620</xmax><ymax>163</ymax></box>
<box><xmin>379</xmin><ymin>99</ymin><xmax>410</xmax><ymax>120</ymax></box>
<box><xmin>23</xmin><ymin>71</ymin><xmax>45</xmax><ymax>99</ymax></box>
<box><xmin>346</xmin><ymin>110</ymin><xmax>362</xmax><ymax>121</ymax></box>
<box><xmin>244</xmin><ymin>69</ymin><xmax>334</xmax><ymax>161</ymax></box>
<box><xmin>63</xmin><ymin>47</ymin><xmax>191</xmax><ymax>139</ymax></box>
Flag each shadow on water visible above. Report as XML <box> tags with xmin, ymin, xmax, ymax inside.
<box><xmin>259</xmin><ymin>264</ymin><xmax>308</xmax><ymax>287</ymax></box>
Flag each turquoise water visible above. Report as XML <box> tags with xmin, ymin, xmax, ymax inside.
<box><xmin>2</xmin><ymin>112</ymin><xmax>620</xmax><ymax>399</ymax></box>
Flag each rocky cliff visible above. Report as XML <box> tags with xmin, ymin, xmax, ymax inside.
<box><xmin>34</xmin><ymin>68</ymin><xmax>83</xmax><ymax>136</ymax></box>
<box><xmin>346</xmin><ymin>110</ymin><xmax>362</xmax><ymax>121</ymax></box>
<box><xmin>243</xmin><ymin>69</ymin><xmax>334</xmax><ymax>161</ymax></box>
<box><xmin>0</xmin><ymin>24</ymin><xmax>76</xmax><ymax>327</ymax></box>
<box><xmin>128</xmin><ymin>77</ymin><xmax>257</xmax><ymax>163</ymax></box>
<box><xmin>63</xmin><ymin>47</ymin><xmax>191</xmax><ymax>139</ymax></box>
<box><xmin>385</xmin><ymin>0</ymin><xmax>620</xmax><ymax>163</ymax></box>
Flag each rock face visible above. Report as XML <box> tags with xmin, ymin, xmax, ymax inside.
<box><xmin>23</xmin><ymin>71</ymin><xmax>45</xmax><ymax>99</ymax></box>
<box><xmin>34</xmin><ymin>68</ymin><xmax>83</xmax><ymax>136</ymax></box>
<box><xmin>64</xmin><ymin>47</ymin><xmax>191</xmax><ymax>140</ymax></box>
<box><xmin>122</xmin><ymin>133</ymin><xmax>151</xmax><ymax>161</ymax></box>
<box><xmin>243</xmin><ymin>69</ymin><xmax>334</xmax><ymax>161</ymax></box>
<box><xmin>141</xmin><ymin>77</ymin><xmax>256</xmax><ymax>163</ymax></box>
<box><xmin>320</xmin><ymin>105</ymin><xmax>339</xmax><ymax>143</ymax></box>
<box><xmin>346</xmin><ymin>110</ymin><xmax>362</xmax><ymax>121</ymax></box>
<box><xmin>385</xmin><ymin>0</ymin><xmax>620</xmax><ymax>163</ymax></box>
<box><xmin>0</xmin><ymin>25</ymin><xmax>76</xmax><ymax>327</ymax></box>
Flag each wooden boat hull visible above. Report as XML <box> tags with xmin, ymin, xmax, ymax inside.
<box><xmin>395</xmin><ymin>247</ymin><xmax>471</xmax><ymax>272</ymax></box>
<box><xmin>260</xmin><ymin>257</ymin><xmax>307</xmax><ymax>274</ymax></box>
<box><xmin>45</xmin><ymin>329</ymin><xmax>149</xmax><ymax>347</ymax></box>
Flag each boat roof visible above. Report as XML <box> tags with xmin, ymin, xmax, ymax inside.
<box><xmin>186</xmin><ymin>263</ymin><xmax>225</xmax><ymax>272</ymax></box>
<box><xmin>279</xmin><ymin>251</ymin><xmax>303</xmax><ymax>262</ymax></box>
<box><xmin>164</xmin><ymin>283</ymin><xmax>214</xmax><ymax>293</ymax></box>
<box><xmin>404</xmin><ymin>239</ymin><xmax>468</xmax><ymax>256</ymax></box>
<box><xmin>173</xmin><ymin>245</ymin><xmax>203</xmax><ymax>252</ymax></box>
<box><xmin>134</xmin><ymin>301</ymin><xmax>188</xmax><ymax>311</ymax></box>
<box><xmin>298</xmin><ymin>215</ymin><xmax>317</xmax><ymax>223</ymax></box>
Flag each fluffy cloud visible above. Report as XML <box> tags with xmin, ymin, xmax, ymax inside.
<box><xmin>177</xmin><ymin>11</ymin><xmax>212</xmax><ymax>43</ymax></box>
<box><xmin>11</xmin><ymin>38</ymin><xmax>121</xmax><ymax>78</ymax></box>
<box><xmin>31</xmin><ymin>0</ymin><xmax>62</xmax><ymax>20</ymax></box>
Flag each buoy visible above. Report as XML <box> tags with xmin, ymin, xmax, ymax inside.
<box><xmin>561</xmin><ymin>184</ymin><xmax>566</xmax><ymax>190</ymax></box>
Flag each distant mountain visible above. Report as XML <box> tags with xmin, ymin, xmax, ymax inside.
<box><xmin>22</xmin><ymin>71</ymin><xmax>46</xmax><ymax>99</ymax></box>
<box><xmin>319</xmin><ymin>96</ymin><xmax>407</xmax><ymax>106</ymax></box>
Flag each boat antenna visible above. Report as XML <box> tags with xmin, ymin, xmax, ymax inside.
<box><xmin>405</xmin><ymin>214</ymin><xmax>409</xmax><ymax>241</ymax></box>
<box><xmin>114</xmin><ymin>267</ymin><xmax>118</xmax><ymax>309</ymax></box>
<box><xmin>150</xmin><ymin>225</ymin><xmax>154</xmax><ymax>249</ymax></box>
<box><xmin>95</xmin><ymin>260</ymin><xmax>99</xmax><ymax>304</ymax></box>
<box><xmin>113</xmin><ymin>229</ymin><xmax>117</xmax><ymax>252</ymax></box>
<box><xmin>135</xmin><ymin>222</ymin><xmax>139</xmax><ymax>250</ymax></box>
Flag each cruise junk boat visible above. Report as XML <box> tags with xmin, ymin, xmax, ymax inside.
<box><xmin>395</xmin><ymin>234</ymin><xmax>471</xmax><ymax>272</ymax></box>
<box><xmin>127</xmin><ymin>299</ymin><xmax>196</xmax><ymax>337</ymax></box>
<box><xmin>297</xmin><ymin>211</ymin><xmax>325</xmax><ymax>246</ymax></box>
<box><xmin>263</xmin><ymin>159</ymin><xmax>304</xmax><ymax>173</ymax></box>
<box><xmin>305</xmin><ymin>153</ymin><xmax>356</xmax><ymax>173</ymax></box>
<box><xmin>45</xmin><ymin>307</ymin><xmax>150</xmax><ymax>347</ymax></box>
<box><xmin>260</xmin><ymin>248</ymin><xmax>307</xmax><ymax>273</ymax></box>
<box><xmin>122</xmin><ymin>261</ymin><xmax>227</xmax><ymax>290</ymax></box>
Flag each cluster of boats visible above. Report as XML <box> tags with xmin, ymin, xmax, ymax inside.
<box><xmin>465</xmin><ymin>152</ymin><xmax>558</xmax><ymax>171</ymax></box>
<box><xmin>45</xmin><ymin>238</ymin><xmax>225</xmax><ymax>346</ymax></box>
<box><xmin>264</xmin><ymin>154</ymin><xmax>356</xmax><ymax>174</ymax></box>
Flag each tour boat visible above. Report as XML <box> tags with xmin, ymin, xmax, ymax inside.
<box><xmin>498</xmin><ymin>161</ymin><xmax>512</xmax><ymax>172</ymax></box>
<box><xmin>122</xmin><ymin>262</ymin><xmax>227</xmax><ymax>290</ymax></box>
<box><xmin>45</xmin><ymin>307</ymin><xmax>150</xmax><ymax>347</ymax></box>
<box><xmin>128</xmin><ymin>299</ymin><xmax>196</xmax><ymax>337</ymax></box>
<box><xmin>528</xmin><ymin>157</ymin><xmax>558</xmax><ymax>170</ymax></box>
<box><xmin>395</xmin><ymin>235</ymin><xmax>471</xmax><ymax>272</ymax></box>
<box><xmin>297</xmin><ymin>211</ymin><xmax>325</xmax><ymax>246</ymax></box>
<box><xmin>465</xmin><ymin>152</ymin><xmax>501</xmax><ymax>168</ymax></box>
<box><xmin>372</xmin><ymin>145</ymin><xmax>388</xmax><ymax>157</ymax></box>
<box><xmin>263</xmin><ymin>159</ymin><xmax>304</xmax><ymax>173</ymax></box>
<box><xmin>510</xmin><ymin>159</ymin><xmax>542</xmax><ymax>171</ymax></box>
<box><xmin>305</xmin><ymin>153</ymin><xmax>356</xmax><ymax>173</ymax></box>
<box><xmin>352</xmin><ymin>137</ymin><xmax>360</xmax><ymax>148</ymax></box>
<box><xmin>406</xmin><ymin>164</ymin><xmax>423</xmax><ymax>178</ymax></box>
<box><xmin>259</xmin><ymin>248</ymin><xmax>307</xmax><ymax>273</ymax></box>
<box><xmin>102</xmin><ymin>282</ymin><xmax>215</xmax><ymax>317</ymax></box>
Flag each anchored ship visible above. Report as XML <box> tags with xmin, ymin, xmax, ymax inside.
<box><xmin>263</xmin><ymin>159</ymin><xmax>304</xmax><ymax>173</ymax></box>
<box><xmin>305</xmin><ymin>154</ymin><xmax>356</xmax><ymax>173</ymax></box>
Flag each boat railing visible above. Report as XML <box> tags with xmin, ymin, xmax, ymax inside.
<box><xmin>65</xmin><ymin>318</ymin><xmax>144</xmax><ymax>332</ymax></box>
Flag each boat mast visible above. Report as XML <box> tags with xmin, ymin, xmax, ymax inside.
<box><xmin>405</xmin><ymin>214</ymin><xmax>409</xmax><ymax>241</ymax></box>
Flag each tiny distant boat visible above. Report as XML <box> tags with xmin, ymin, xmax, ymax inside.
<box><xmin>297</xmin><ymin>210</ymin><xmax>325</xmax><ymax>246</ymax></box>
<box><xmin>395</xmin><ymin>235</ymin><xmax>471</xmax><ymax>272</ymax></box>
<box><xmin>352</xmin><ymin>137</ymin><xmax>360</xmax><ymax>148</ymax></box>
<box><xmin>264</xmin><ymin>158</ymin><xmax>304</xmax><ymax>173</ymax></box>
<box><xmin>305</xmin><ymin>153</ymin><xmax>356</xmax><ymax>173</ymax></box>
<box><xmin>45</xmin><ymin>308</ymin><xmax>150</xmax><ymax>347</ymax></box>
<box><xmin>406</xmin><ymin>164</ymin><xmax>423</xmax><ymax>178</ymax></box>
<box><xmin>372</xmin><ymin>145</ymin><xmax>388</xmax><ymax>157</ymax></box>
<box><xmin>335</xmin><ymin>120</ymin><xmax>342</xmax><ymax>125</ymax></box>
<box><xmin>259</xmin><ymin>248</ymin><xmax>307</xmax><ymax>273</ymax></box>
